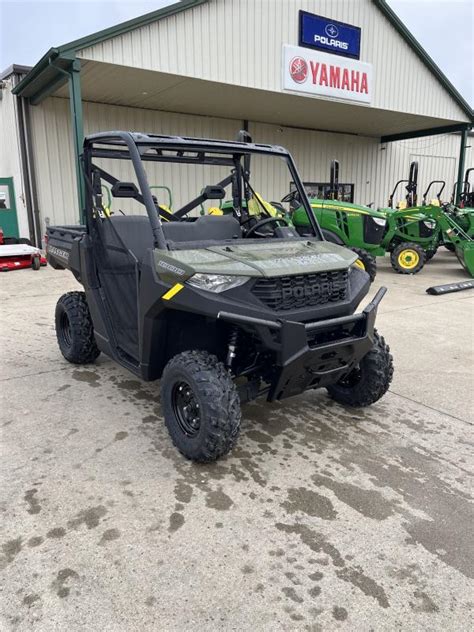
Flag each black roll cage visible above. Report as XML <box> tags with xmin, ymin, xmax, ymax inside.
<box><xmin>82</xmin><ymin>131</ymin><xmax>322</xmax><ymax>250</ymax></box>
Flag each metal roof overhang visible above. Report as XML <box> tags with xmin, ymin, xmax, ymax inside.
<box><xmin>41</xmin><ymin>58</ymin><xmax>467</xmax><ymax>140</ymax></box>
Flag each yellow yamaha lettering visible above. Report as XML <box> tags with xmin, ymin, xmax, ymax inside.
<box><xmin>162</xmin><ymin>283</ymin><xmax>184</xmax><ymax>301</ymax></box>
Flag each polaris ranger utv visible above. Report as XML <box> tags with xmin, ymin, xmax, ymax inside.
<box><xmin>47</xmin><ymin>131</ymin><xmax>393</xmax><ymax>462</ymax></box>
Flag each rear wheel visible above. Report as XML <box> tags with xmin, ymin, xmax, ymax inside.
<box><xmin>31</xmin><ymin>255</ymin><xmax>41</xmax><ymax>270</ymax></box>
<box><xmin>390</xmin><ymin>242</ymin><xmax>425</xmax><ymax>274</ymax></box>
<box><xmin>55</xmin><ymin>292</ymin><xmax>100</xmax><ymax>364</ymax></box>
<box><xmin>161</xmin><ymin>350</ymin><xmax>241</xmax><ymax>462</ymax></box>
<box><xmin>327</xmin><ymin>331</ymin><xmax>393</xmax><ymax>407</ymax></box>
<box><xmin>351</xmin><ymin>247</ymin><xmax>377</xmax><ymax>282</ymax></box>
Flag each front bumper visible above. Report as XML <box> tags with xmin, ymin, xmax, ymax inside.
<box><xmin>218</xmin><ymin>287</ymin><xmax>386</xmax><ymax>401</ymax></box>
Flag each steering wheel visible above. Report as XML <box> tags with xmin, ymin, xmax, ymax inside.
<box><xmin>281</xmin><ymin>190</ymin><xmax>301</xmax><ymax>205</ymax></box>
<box><xmin>245</xmin><ymin>216</ymin><xmax>290</xmax><ymax>238</ymax></box>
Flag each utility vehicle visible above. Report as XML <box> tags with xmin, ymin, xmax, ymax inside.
<box><xmin>47</xmin><ymin>131</ymin><xmax>394</xmax><ymax>462</ymax></box>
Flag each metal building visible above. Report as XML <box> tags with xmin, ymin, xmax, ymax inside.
<box><xmin>0</xmin><ymin>0</ymin><xmax>472</xmax><ymax>244</ymax></box>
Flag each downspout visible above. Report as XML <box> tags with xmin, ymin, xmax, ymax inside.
<box><xmin>50</xmin><ymin>57</ymin><xmax>85</xmax><ymax>223</ymax></box>
<box><xmin>455</xmin><ymin>128</ymin><xmax>468</xmax><ymax>205</ymax></box>
<box><xmin>23</xmin><ymin>100</ymin><xmax>43</xmax><ymax>247</ymax></box>
<box><xmin>11</xmin><ymin>74</ymin><xmax>38</xmax><ymax>245</ymax></box>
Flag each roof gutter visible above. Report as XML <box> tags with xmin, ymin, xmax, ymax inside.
<box><xmin>12</xmin><ymin>48</ymin><xmax>60</xmax><ymax>96</ymax></box>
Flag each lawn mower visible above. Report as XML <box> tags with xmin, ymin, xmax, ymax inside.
<box><xmin>46</xmin><ymin>130</ymin><xmax>394</xmax><ymax>463</ymax></box>
<box><xmin>0</xmin><ymin>226</ymin><xmax>46</xmax><ymax>272</ymax></box>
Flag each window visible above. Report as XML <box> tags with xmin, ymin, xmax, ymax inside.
<box><xmin>290</xmin><ymin>181</ymin><xmax>355</xmax><ymax>203</ymax></box>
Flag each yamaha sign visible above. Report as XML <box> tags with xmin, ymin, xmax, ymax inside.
<box><xmin>299</xmin><ymin>10</ymin><xmax>361</xmax><ymax>59</ymax></box>
<box><xmin>283</xmin><ymin>45</ymin><xmax>373</xmax><ymax>104</ymax></box>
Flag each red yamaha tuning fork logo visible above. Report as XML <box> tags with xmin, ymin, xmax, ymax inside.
<box><xmin>289</xmin><ymin>56</ymin><xmax>308</xmax><ymax>83</ymax></box>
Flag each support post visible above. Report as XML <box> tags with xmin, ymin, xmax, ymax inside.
<box><xmin>67</xmin><ymin>59</ymin><xmax>85</xmax><ymax>222</ymax></box>
<box><xmin>455</xmin><ymin>128</ymin><xmax>467</xmax><ymax>205</ymax></box>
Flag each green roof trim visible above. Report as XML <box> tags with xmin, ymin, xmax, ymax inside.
<box><xmin>372</xmin><ymin>0</ymin><xmax>473</xmax><ymax>121</ymax></box>
<box><xmin>12</xmin><ymin>0</ymin><xmax>208</xmax><ymax>98</ymax></box>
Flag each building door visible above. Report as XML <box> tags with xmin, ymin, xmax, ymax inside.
<box><xmin>0</xmin><ymin>178</ymin><xmax>19</xmax><ymax>239</ymax></box>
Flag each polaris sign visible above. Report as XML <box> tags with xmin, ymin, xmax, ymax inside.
<box><xmin>299</xmin><ymin>10</ymin><xmax>361</xmax><ymax>59</ymax></box>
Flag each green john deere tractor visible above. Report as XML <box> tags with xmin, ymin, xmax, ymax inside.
<box><xmin>289</xmin><ymin>160</ymin><xmax>385</xmax><ymax>280</ymax></box>
<box><xmin>290</xmin><ymin>159</ymin><xmax>440</xmax><ymax>275</ymax></box>
<box><xmin>443</xmin><ymin>168</ymin><xmax>474</xmax><ymax>251</ymax></box>
<box><xmin>291</xmin><ymin>159</ymin><xmax>474</xmax><ymax>276</ymax></box>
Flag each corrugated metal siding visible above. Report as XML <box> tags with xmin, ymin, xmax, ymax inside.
<box><xmin>28</xmin><ymin>97</ymin><xmax>472</xmax><ymax>230</ymax></box>
<box><xmin>29</xmin><ymin>97</ymin><xmax>241</xmax><ymax>225</ymax></box>
<box><xmin>0</xmin><ymin>81</ymin><xmax>29</xmax><ymax>237</ymax></box>
<box><xmin>78</xmin><ymin>0</ymin><xmax>468</xmax><ymax>122</ymax></box>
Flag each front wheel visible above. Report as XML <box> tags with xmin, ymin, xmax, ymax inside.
<box><xmin>160</xmin><ymin>350</ymin><xmax>241</xmax><ymax>462</ymax></box>
<box><xmin>351</xmin><ymin>247</ymin><xmax>377</xmax><ymax>282</ymax></box>
<box><xmin>55</xmin><ymin>292</ymin><xmax>100</xmax><ymax>364</ymax></box>
<box><xmin>327</xmin><ymin>331</ymin><xmax>393</xmax><ymax>407</ymax></box>
<box><xmin>390</xmin><ymin>242</ymin><xmax>426</xmax><ymax>274</ymax></box>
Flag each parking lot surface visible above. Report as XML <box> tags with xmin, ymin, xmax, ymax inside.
<box><xmin>1</xmin><ymin>252</ymin><xmax>473</xmax><ymax>631</ymax></box>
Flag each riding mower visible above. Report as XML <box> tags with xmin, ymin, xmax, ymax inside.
<box><xmin>289</xmin><ymin>160</ymin><xmax>385</xmax><ymax>281</ymax></box>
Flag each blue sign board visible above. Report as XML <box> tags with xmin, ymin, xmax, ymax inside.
<box><xmin>299</xmin><ymin>10</ymin><xmax>361</xmax><ymax>59</ymax></box>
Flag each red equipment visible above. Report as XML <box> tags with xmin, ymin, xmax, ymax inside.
<box><xmin>0</xmin><ymin>227</ymin><xmax>47</xmax><ymax>272</ymax></box>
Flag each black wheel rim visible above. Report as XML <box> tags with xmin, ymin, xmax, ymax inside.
<box><xmin>171</xmin><ymin>381</ymin><xmax>201</xmax><ymax>437</ymax></box>
<box><xmin>59</xmin><ymin>311</ymin><xmax>72</xmax><ymax>348</ymax></box>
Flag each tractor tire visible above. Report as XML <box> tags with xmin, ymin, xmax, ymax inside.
<box><xmin>444</xmin><ymin>243</ymin><xmax>455</xmax><ymax>252</ymax></box>
<box><xmin>161</xmin><ymin>350</ymin><xmax>241</xmax><ymax>462</ymax></box>
<box><xmin>390</xmin><ymin>242</ymin><xmax>426</xmax><ymax>274</ymax></box>
<box><xmin>31</xmin><ymin>255</ymin><xmax>41</xmax><ymax>270</ymax></box>
<box><xmin>351</xmin><ymin>247</ymin><xmax>377</xmax><ymax>282</ymax></box>
<box><xmin>327</xmin><ymin>331</ymin><xmax>393</xmax><ymax>407</ymax></box>
<box><xmin>55</xmin><ymin>292</ymin><xmax>100</xmax><ymax>364</ymax></box>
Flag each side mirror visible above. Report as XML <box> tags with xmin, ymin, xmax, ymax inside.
<box><xmin>202</xmin><ymin>185</ymin><xmax>225</xmax><ymax>200</ymax></box>
<box><xmin>111</xmin><ymin>181</ymin><xmax>139</xmax><ymax>198</ymax></box>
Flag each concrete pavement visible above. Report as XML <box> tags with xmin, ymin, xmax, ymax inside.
<box><xmin>1</xmin><ymin>251</ymin><xmax>473</xmax><ymax>631</ymax></box>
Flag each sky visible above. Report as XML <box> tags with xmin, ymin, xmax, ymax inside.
<box><xmin>0</xmin><ymin>0</ymin><xmax>472</xmax><ymax>106</ymax></box>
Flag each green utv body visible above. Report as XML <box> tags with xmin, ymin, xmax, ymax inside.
<box><xmin>46</xmin><ymin>131</ymin><xmax>394</xmax><ymax>463</ymax></box>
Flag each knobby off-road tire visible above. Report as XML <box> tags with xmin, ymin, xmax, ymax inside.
<box><xmin>351</xmin><ymin>247</ymin><xmax>377</xmax><ymax>282</ymax></box>
<box><xmin>327</xmin><ymin>331</ymin><xmax>393</xmax><ymax>407</ymax></box>
<box><xmin>390</xmin><ymin>242</ymin><xmax>426</xmax><ymax>274</ymax></box>
<box><xmin>55</xmin><ymin>292</ymin><xmax>100</xmax><ymax>364</ymax></box>
<box><xmin>161</xmin><ymin>350</ymin><xmax>241</xmax><ymax>462</ymax></box>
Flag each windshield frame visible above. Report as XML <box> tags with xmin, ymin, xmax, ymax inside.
<box><xmin>83</xmin><ymin>132</ymin><xmax>323</xmax><ymax>250</ymax></box>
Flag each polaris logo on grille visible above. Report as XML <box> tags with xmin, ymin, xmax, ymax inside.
<box><xmin>282</xmin><ymin>285</ymin><xmax>322</xmax><ymax>301</ymax></box>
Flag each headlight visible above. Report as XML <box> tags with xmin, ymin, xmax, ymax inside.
<box><xmin>422</xmin><ymin>220</ymin><xmax>436</xmax><ymax>229</ymax></box>
<box><xmin>372</xmin><ymin>216</ymin><xmax>386</xmax><ymax>226</ymax></box>
<box><xmin>186</xmin><ymin>273</ymin><xmax>249</xmax><ymax>293</ymax></box>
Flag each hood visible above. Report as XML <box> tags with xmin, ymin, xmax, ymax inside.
<box><xmin>311</xmin><ymin>198</ymin><xmax>386</xmax><ymax>219</ymax></box>
<box><xmin>160</xmin><ymin>240</ymin><xmax>357</xmax><ymax>278</ymax></box>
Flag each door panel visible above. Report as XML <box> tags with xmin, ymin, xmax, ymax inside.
<box><xmin>0</xmin><ymin>178</ymin><xmax>19</xmax><ymax>239</ymax></box>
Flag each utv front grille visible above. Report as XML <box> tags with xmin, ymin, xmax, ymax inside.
<box><xmin>252</xmin><ymin>270</ymin><xmax>348</xmax><ymax>311</ymax></box>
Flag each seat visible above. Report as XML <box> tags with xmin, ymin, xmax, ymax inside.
<box><xmin>162</xmin><ymin>215</ymin><xmax>241</xmax><ymax>244</ymax></box>
<box><xmin>107</xmin><ymin>215</ymin><xmax>154</xmax><ymax>261</ymax></box>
